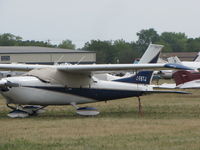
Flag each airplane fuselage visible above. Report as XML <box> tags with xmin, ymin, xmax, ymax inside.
<box><xmin>1</xmin><ymin>76</ymin><xmax>152</xmax><ymax>105</ymax></box>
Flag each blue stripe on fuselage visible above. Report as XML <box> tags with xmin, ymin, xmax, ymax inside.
<box><xmin>23</xmin><ymin>86</ymin><xmax>144</xmax><ymax>101</ymax></box>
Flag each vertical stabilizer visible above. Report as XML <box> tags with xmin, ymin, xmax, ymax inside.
<box><xmin>167</xmin><ymin>56</ymin><xmax>182</xmax><ymax>64</ymax></box>
<box><xmin>139</xmin><ymin>44</ymin><xmax>163</xmax><ymax>64</ymax></box>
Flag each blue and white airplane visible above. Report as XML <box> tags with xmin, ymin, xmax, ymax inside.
<box><xmin>0</xmin><ymin>44</ymin><xmax>191</xmax><ymax>118</ymax></box>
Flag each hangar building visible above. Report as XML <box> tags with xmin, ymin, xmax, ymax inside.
<box><xmin>0</xmin><ymin>46</ymin><xmax>96</xmax><ymax>64</ymax></box>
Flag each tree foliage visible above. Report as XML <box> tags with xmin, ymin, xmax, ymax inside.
<box><xmin>136</xmin><ymin>28</ymin><xmax>159</xmax><ymax>53</ymax></box>
<box><xmin>0</xmin><ymin>33</ymin><xmax>22</xmax><ymax>46</ymax></box>
<box><xmin>83</xmin><ymin>40</ymin><xmax>114</xmax><ymax>63</ymax></box>
<box><xmin>159</xmin><ymin>32</ymin><xmax>187</xmax><ymax>52</ymax></box>
<box><xmin>82</xmin><ymin>39</ymin><xmax>139</xmax><ymax>63</ymax></box>
<box><xmin>187</xmin><ymin>38</ymin><xmax>200</xmax><ymax>52</ymax></box>
<box><xmin>58</xmin><ymin>39</ymin><xmax>75</xmax><ymax>49</ymax></box>
<box><xmin>0</xmin><ymin>33</ymin><xmax>56</xmax><ymax>47</ymax></box>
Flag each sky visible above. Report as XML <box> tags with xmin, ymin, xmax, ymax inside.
<box><xmin>0</xmin><ymin>0</ymin><xmax>200</xmax><ymax>48</ymax></box>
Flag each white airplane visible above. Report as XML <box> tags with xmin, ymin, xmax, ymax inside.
<box><xmin>0</xmin><ymin>45</ymin><xmax>191</xmax><ymax>118</ymax></box>
<box><xmin>157</xmin><ymin>52</ymin><xmax>200</xmax><ymax>79</ymax></box>
<box><xmin>167</xmin><ymin>54</ymin><xmax>200</xmax><ymax>70</ymax></box>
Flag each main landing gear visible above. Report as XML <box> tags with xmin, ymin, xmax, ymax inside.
<box><xmin>70</xmin><ymin>102</ymin><xmax>100</xmax><ymax>116</ymax></box>
<box><xmin>7</xmin><ymin>104</ymin><xmax>46</xmax><ymax>118</ymax></box>
<box><xmin>137</xmin><ymin>96</ymin><xmax>143</xmax><ymax>116</ymax></box>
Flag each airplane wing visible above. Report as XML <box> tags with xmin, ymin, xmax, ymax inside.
<box><xmin>0</xmin><ymin>63</ymin><xmax>192</xmax><ymax>74</ymax></box>
<box><xmin>0</xmin><ymin>63</ymin><xmax>193</xmax><ymax>72</ymax></box>
<box><xmin>55</xmin><ymin>63</ymin><xmax>193</xmax><ymax>74</ymax></box>
<box><xmin>0</xmin><ymin>64</ymin><xmax>50</xmax><ymax>71</ymax></box>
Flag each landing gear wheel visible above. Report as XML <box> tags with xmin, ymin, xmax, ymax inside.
<box><xmin>23</xmin><ymin>105</ymin><xmax>46</xmax><ymax>116</ymax></box>
<box><xmin>7</xmin><ymin>109</ymin><xmax>29</xmax><ymax>118</ymax></box>
<box><xmin>6</xmin><ymin>104</ymin><xmax>46</xmax><ymax>118</ymax></box>
<box><xmin>70</xmin><ymin>102</ymin><xmax>100</xmax><ymax>116</ymax></box>
<box><xmin>76</xmin><ymin>107</ymin><xmax>100</xmax><ymax>116</ymax></box>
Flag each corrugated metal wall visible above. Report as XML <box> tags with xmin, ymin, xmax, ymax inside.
<box><xmin>0</xmin><ymin>53</ymin><xmax>96</xmax><ymax>64</ymax></box>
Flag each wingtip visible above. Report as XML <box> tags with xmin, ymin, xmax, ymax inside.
<box><xmin>164</xmin><ymin>63</ymin><xmax>193</xmax><ymax>70</ymax></box>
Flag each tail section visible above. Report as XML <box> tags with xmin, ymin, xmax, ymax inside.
<box><xmin>115</xmin><ymin>44</ymin><xmax>163</xmax><ymax>84</ymax></box>
<box><xmin>173</xmin><ymin>70</ymin><xmax>200</xmax><ymax>86</ymax></box>
<box><xmin>167</xmin><ymin>56</ymin><xmax>182</xmax><ymax>64</ymax></box>
<box><xmin>138</xmin><ymin>44</ymin><xmax>163</xmax><ymax>64</ymax></box>
<box><xmin>115</xmin><ymin>71</ymin><xmax>153</xmax><ymax>84</ymax></box>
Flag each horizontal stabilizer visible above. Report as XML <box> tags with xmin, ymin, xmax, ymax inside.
<box><xmin>143</xmin><ymin>90</ymin><xmax>191</xmax><ymax>94</ymax></box>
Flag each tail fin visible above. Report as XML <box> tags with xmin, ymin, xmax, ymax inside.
<box><xmin>193</xmin><ymin>52</ymin><xmax>200</xmax><ymax>62</ymax></box>
<box><xmin>138</xmin><ymin>44</ymin><xmax>163</xmax><ymax>64</ymax></box>
<box><xmin>115</xmin><ymin>44</ymin><xmax>163</xmax><ymax>84</ymax></box>
<box><xmin>173</xmin><ymin>70</ymin><xmax>200</xmax><ymax>86</ymax></box>
<box><xmin>167</xmin><ymin>56</ymin><xmax>182</xmax><ymax>64</ymax></box>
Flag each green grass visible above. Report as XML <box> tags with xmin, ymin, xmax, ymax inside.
<box><xmin>0</xmin><ymin>88</ymin><xmax>200</xmax><ymax>150</ymax></box>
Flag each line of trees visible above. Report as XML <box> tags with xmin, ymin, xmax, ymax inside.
<box><xmin>1</xmin><ymin>28</ymin><xmax>200</xmax><ymax>63</ymax></box>
<box><xmin>0</xmin><ymin>33</ymin><xmax>75</xmax><ymax>49</ymax></box>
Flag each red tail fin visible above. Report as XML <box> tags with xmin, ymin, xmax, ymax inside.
<box><xmin>173</xmin><ymin>71</ymin><xmax>200</xmax><ymax>86</ymax></box>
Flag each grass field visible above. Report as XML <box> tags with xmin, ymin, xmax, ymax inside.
<box><xmin>0</xmin><ymin>88</ymin><xmax>200</xmax><ymax>150</ymax></box>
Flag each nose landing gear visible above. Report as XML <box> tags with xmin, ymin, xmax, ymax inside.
<box><xmin>7</xmin><ymin>104</ymin><xmax>46</xmax><ymax>118</ymax></box>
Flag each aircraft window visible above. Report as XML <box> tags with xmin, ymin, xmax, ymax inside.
<box><xmin>1</xmin><ymin>56</ymin><xmax>10</xmax><ymax>61</ymax></box>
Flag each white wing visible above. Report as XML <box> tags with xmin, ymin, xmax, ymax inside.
<box><xmin>0</xmin><ymin>63</ymin><xmax>192</xmax><ymax>74</ymax></box>
<box><xmin>0</xmin><ymin>64</ymin><xmax>50</xmax><ymax>71</ymax></box>
<box><xmin>56</xmin><ymin>64</ymin><xmax>186</xmax><ymax>73</ymax></box>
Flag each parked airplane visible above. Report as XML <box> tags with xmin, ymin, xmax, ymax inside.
<box><xmin>167</xmin><ymin>54</ymin><xmax>200</xmax><ymax>70</ymax></box>
<box><xmin>173</xmin><ymin>70</ymin><xmax>200</xmax><ymax>88</ymax></box>
<box><xmin>154</xmin><ymin>70</ymin><xmax>200</xmax><ymax>89</ymax></box>
<box><xmin>0</xmin><ymin>45</ymin><xmax>192</xmax><ymax>118</ymax></box>
<box><xmin>157</xmin><ymin>52</ymin><xmax>200</xmax><ymax>79</ymax></box>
